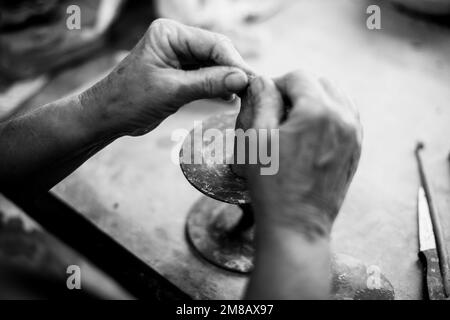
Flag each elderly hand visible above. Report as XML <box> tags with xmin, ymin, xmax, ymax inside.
<box><xmin>80</xmin><ymin>18</ymin><xmax>253</xmax><ymax>136</ymax></box>
<box><xmin>246</xmin><ymin>71</ymin><xmax>362</xmax><ymax>238</ymax></box>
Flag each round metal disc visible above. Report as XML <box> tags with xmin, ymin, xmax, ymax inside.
<box><xmin>186</xmin><ymin>196</ymin><xmax>254</xmax><ymax>273</ymax></box>
<box><xmin>179</xmin><ymin>111</ymin><xmax>250</xmax><ymax>205</ymax></box>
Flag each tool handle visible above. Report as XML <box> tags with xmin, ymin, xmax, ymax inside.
<box><xmin>419</xmin><ymin>249</ymin><xmax>446</xmax><ymax>300</ymax></box>
<box><xmin>416</xmin><ymin>143</ymin><xmax>450</xmax><ymax>296</ymax></box>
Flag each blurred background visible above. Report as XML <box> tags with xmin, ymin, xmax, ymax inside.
<box><xmin>0</xmin><ymin>0</ymin><xmax>449</xmax><ymax>299</ymax></box>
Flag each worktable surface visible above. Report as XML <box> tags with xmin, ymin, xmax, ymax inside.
<box><xmin>19</xmin><ymin>0</ymin><xmax>450</xmax><ymax>299</ymax></box>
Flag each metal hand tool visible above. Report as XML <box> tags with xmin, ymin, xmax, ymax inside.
<box><xmin>417</xmin><ymin>187</ymin><xmax>446</xmax><ymax>299</ymax></box>
<box><xmin>415</xmin><ymin>142</ymin><xmax>450</xmax><ymax>298</ymax></box>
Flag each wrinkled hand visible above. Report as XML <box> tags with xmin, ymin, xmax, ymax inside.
<box><xmin>246</xmin><ymin>71</ymin><xmax>362</xmax><ymax>238</ymax></box>
<box><xmin>81</xmin><ymin>18</ymin><xmax>252</xmax><ymax>136</ymax></box>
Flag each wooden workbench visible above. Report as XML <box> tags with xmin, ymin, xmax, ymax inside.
<box><xmin>8</xmin><ymin>0</ymin><xmax>450</xmax><ymax>299</ymax></box>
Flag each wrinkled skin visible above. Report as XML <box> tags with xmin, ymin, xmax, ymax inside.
<box><xmin>0</xmin><ymin>18</ymin><xmax>253</xmax><ymax>189</ymax></box>
<box><xmin>245</xmin><ymin>71</ymin><xmax>362</xmax><ymax>237</ymax></box>
<box><xmin>80</xmin><ymin>18</ymin><xmax>253</xmax><ymax>137</ymax></box>
<box><xmin>244</xmin><ymin>72</ymin><xmax>362</xmax><ymax>299</ymax></box>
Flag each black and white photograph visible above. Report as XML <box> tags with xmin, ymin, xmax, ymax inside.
<box><xmin>0</xmin><ymin>0</ymin><xmax>449</xmax><ymax>306</ymax></box>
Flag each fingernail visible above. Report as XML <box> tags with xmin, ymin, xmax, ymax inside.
<box><xmin>224</xmin><ymin>71</ymin><xmax>248</xmax><ymax>92</ymax></box>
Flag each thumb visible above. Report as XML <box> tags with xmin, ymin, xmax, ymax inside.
<box><xmin>179</xmin><ymin>67</ymin><xmax>249</xmax><ymax>100</ymax></box>
<box><xmin>233</xmin><ymin>76</ymin><xmax>284</xmax><ymax>179</ymax></box>
<box><xmin>246</xmin><ymin>76</ymin><xmax>284</xmax><ymax>130</ymax></box>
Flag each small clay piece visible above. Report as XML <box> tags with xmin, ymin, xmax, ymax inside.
<box><xmin>331</xmin><ymin>254</ymin><xmax>395</xmax><ymax>300</ymax></box>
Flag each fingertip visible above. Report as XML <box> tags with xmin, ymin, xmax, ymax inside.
<box><xmin>249</xmin><ymin>75</ymin><xmax>272</xmax><ymax>92</ymax></box>
<box><xmin>273</xmin><ymin>74</ymin><xmax>288</xmax><ymax>94</ymax></box>
<box><xmin>224</xmin><ymin>69</ymin><xmax>249</xmax><ymax>93</ymax></box>
<box><xmin>241</xmin><ymin>64</ymin><xmax>257</xmax><ymax>77</ymax></box>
